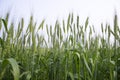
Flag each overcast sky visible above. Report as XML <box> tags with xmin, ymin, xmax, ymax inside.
<box><xmin>0</xmin><ymin>0</ymin><xmax>120</xmax><ymax>33</ymax></box>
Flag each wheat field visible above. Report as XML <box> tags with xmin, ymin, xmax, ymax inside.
<box><xmin>0</xmin><ymin>13</ymin><xmax>120</xmax><ymax>80</ymax></box>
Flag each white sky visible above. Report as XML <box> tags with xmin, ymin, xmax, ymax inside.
<box><xmin>0</xmin><ymin>0</ymin><xmax>120</xmax><ymax>33</ymax></box>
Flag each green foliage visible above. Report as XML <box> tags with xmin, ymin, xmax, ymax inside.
<box><xmin>0</xmin><ymin>58</ymin><xmax>20</xmax><ymax>80</ymax></box>
<box><xmin>0</xmin><ymin>13</ymin><xmax>120</xmax><ymax>80</ymax></box>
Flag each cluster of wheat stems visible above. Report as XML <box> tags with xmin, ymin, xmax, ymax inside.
<box><xmin>0</xmin><ymin>13</ymin><xmax>120</xmax><ymax>80</ymax></box>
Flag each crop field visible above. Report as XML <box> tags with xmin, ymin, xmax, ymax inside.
<box><xmin>0</xmin><ymin>13</ymin><xmax>120</xmax><ymax>80</ymax></box>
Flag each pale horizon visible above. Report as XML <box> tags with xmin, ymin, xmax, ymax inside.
<box><xmin>0</xmin><ymin>0</ymin><xmax>120</xmax><ymax>33</ymax></box>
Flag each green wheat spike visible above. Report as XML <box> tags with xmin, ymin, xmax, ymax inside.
<box><xmin>46</xmin><ymin>24</ymin><xmax>49</xmax><ymax>36</ymax></box>
<box><xmin>101</xmin><ymin>23</ymin><xmax>104</xmax><ymax>33</ymax></box>
<box><xmin>63</xmin><ymin>20</ymin><xmax>66</xmax><ymax>33</ymax></box>
<box><xmin>85</xmin><ymin>17</ymin><xmax>89</xmax><ymax>31</ymax></box>
<box><xmin>67</xmin><ymin>14</ymin><xmax>71</xmax><ymax>33</ymax></box>
<box><xmin>0</xmin><ymin>18</ymin><xmax>2</xmax><ymax>30</ymax></box>
<box><xmin>38</xmin><ymin>19</ymin><xmax>45</xmax><ymax>30</ymax></box>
